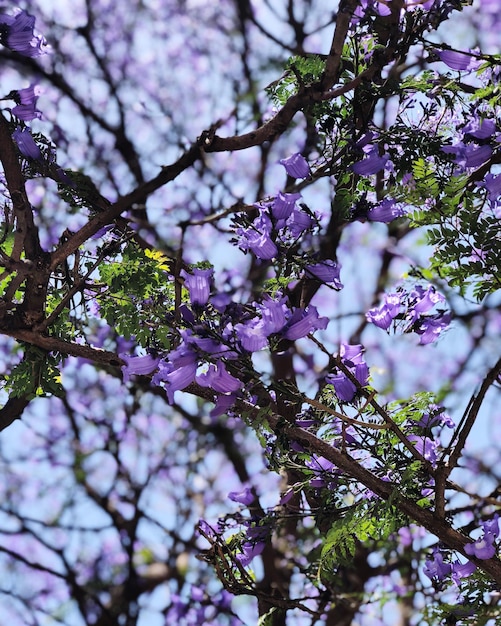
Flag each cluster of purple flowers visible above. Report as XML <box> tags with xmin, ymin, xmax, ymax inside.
<box><xmin>326</xmin><ymin>343</ymin><xmax>370</xmax><ymax>403</ymax></box>
<box><xmin>406</xmin><ymin>404</ymin><xmax>454</xmax><ymax>468</ymax></box>
<box><xmin>0</xmin><ymin>11</ymin><xmax>49</xmax><ymax>163</ymax></box>
<box><xmin>235</xmin><ymin>153</ymin><xmax>325</xmax><ymax>263</ymax></box>
<box><xmin>121</xmin><ymin>263</ymin><xmax>329</xmax><ymax>408</ymax></box>
<box><xmin>352</xmin><ymin>0</ymin><xmax>438</xmax><ymax>21</ymax></box>
<box><xmin>441</xmin><ymin>110</ymin><xmax>498</xmax><ymax>171</ymax></box>
<box><xmin>425</xmin><ymin>517</ymin><xmax>499</xmax><ymax>588</ymax></box>
<box><xmin>10</xmin><ymin>84</ymin><xmax>42</xmax><ymax>121</ymax></box>
<box><xmin>366</xmin><ymin>284</ymin><xmax>451</xmax><ymax>344</ymax></box>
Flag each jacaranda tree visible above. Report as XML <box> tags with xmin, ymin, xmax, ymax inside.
<box><xmin>0</xmin><ymin>1</ymin><xmax>500</xmax><ymax>624</ymax></box>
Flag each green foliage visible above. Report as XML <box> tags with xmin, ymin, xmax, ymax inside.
<box><xmin>3</xmin><ymin>346</ymin><xmax>63</xmax><ymax>400</ymax></box>
<box><xmin>265</xmin><ymin>55</ymin><xmax>325</xmax><ymax>106</ymax></box>
<box><xmin>97</xmin><ymin>244</ymin><xmax>175</xmax><ymax>349</ymax></box>
<box><xmin>320</xmin><ymin>500</ymin><xmax>407</xmax><ymax>576</ymax></box>
<box><xmin>57</xmin><ymin>170</ymin><xmax>111</xmax><ymax>213</ymax></box>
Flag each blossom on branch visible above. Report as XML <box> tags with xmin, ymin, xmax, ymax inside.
<box><xmin>279</xmin><ymin>152</ymin><xmax>310</xmax><ymax>179</ymax></box>
<box><xmin>0</xmin><ymin>9</ymin><xmax>47</xmax><ymax>57</ymax></box>
<box><xmin>11</xmin><ymin>84</ymin><xmax>42</xmax><ymax>121</ymax></box>
<box><xmin>12</xmin><ymin>127</ymin><xmax>42</xmax><ymax>160</ymax></box>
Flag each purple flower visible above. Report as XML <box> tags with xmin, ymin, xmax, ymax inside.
<box><xmin>480</xmin><ymin>172</ymin><xmax>501</xmax><ymax>204</ymax></box>
<box><xmin>450</xmin><ymin>560</ymin><xmax>476</xmax><ymax>584</ymax></box>
<box><xmin>415</xmin><ymin>313</ymin><xmax>451</xmax><ymax>345</ymax></box>
<box><xmin>210</xmin><ymin>393</ymin><xmax>237</xmax><ymax>418</ymax></box>
<box><xmin>482</xmin><ymin>516</ymin><xmax>499</xmax><ymax>539</ymax></box>
<box><xmin>258</xmin><ymin>295</ymin><xmax>288</xmax><ymax>335</ymax></box>
<box><xmin>237</xmin><ymin>214</ymin><xmax>278</xmax><ymax>260</ymax></box>
<box><xmin>120</xmin><ymin>353</ymin><xmax>160</xmax><ymax>382</ymax></box>
<box><xmin>237</xmin><ymin>539</ymin><xmax>266</xmax><ymax>566</ymax></box>
<box><xmin>0</xmin><ymin>10</ymin><xmax>48</xmax><ymax>57</ymax></box>
<box><xmin>340</xmin><ymin>343</ymin><xmax>365</xmax><ymax>365</ymax></box>
<box><xmin>328</xmin><ymin>372</ymin><xmax>357</xmax><ymax>402</ymax></box>
<box><xmin>11</xmin><ymin>84</ymin><xmax>42</xmax><ymax>121</ymax></box>
<box><xmin>464</xmin><ymin>535</ymin><xmax>496</xmax><ymax>560</ymax></box>
<box><xmin>463</xmin><ymin>117</ymin><xmax>496</xmax><ymax>140</ymax></box>
<box><xmin>287</xmin><ymin>207</ymin><xmax>314</xmax><ymax>237</ymax></box>
<box><xmin>435</xmin><ymin>49</ymin><xmax>481</xmax><ymax>71</ymax></box>
<box><xmin>442</xmin><ymin>142</ymin><xmax>492</xmax><ymax>169</ymax></box>
<box><xmin>407</xmin><ymin>435</ymin><xmax>438</xmax><ymax>466</ymax></box>
<box><xmin>306</xmin><ymin>455</ymin><xmax>338</xmax><ymax>488</ymax></box>
<box><xmin>367</xmin><ymin>199</ymin><xmax>407</xmax><ymax>223</ymax></box>
<box><xmin>283</xmin><ymin>305</ymin><xmax>328</xmax><ymax>340</ymax></box>
<box><xmin>424</xmin><ymin>548</ymin><xmax>452</xmax><ymax>581</ymax></box>
<box><xmin>366</xmin><ymin>293</ymin><xmax>401</xmax><ymax>330</ymax></box>
<box><xmin>12</xmin><ymin>127</ymin><xmax>42</xmax><ymax>160</ymax></box>
<box><xmin>235</xmin><ymin>317</ymin><xmax>268</xmax><ymax>352</ymax></box>
<box><xmin>153</xmin><ymin>345</ymin><xmax>198</xmax><ymax>401</ymax></box>
<box><xmin>409</xmin><ymin>285</ymin><xmax>445</xmax><ymax>316</ymax></box>
<box><xmin>279</xmin><ymin>153</ymin><xmax>310</xmax><ymax>178</ymax></box>
<box><xmin>228</xmin><ymin>487</ymin><xmax>254</xmax><ymax>505</ymax></box>
<box><xmin>328</xmin><ymin>343</ymin><xmax>369</xmax><ymax>402</ymax></box>
<box><xmin>181</xmin><ymin>267</ymin><xmax>213</xmax><ymax>306</ymax></box>
<box><xmin>271</xmin><ymin>192</ymin><xmax>301</xmax><ymax>220</ymax></box>
<box><xmin>196</xmin><ymin>361</ymin><xmax>242</xmax><ymax>393</ymax></box>
<box><xmin>352</xmin><ymin>146</ymin><xmax>389</xmax><ymax>175</ymax></box>
<box><xmin>305</xmin><ymin>260</ymin><xmax>343</xmax><ymax>289</ymax></box>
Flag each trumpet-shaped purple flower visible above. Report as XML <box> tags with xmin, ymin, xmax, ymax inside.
<box><xmin>328</xmin><ymin>372</ymin><xmax>357</xmax><ymax>402</ymax></box>
<box><xmin>228</xmin><ymin>487</ymin><xmax>254</xmax><ymax>505</ymax></box>
<box><xmin>352</xmin><ymin>146</ymin><xmax>389</xmax><ymax>175</ymax></box>
<box><xmin>120</xmin><ymin>354</ymin><xmax>161</xmax><ymax>382</ymax></box>
<box><xmin>235</xmin><ymin>317</ymin><xmax>268</xmax><ymax>352</ymax></box>
<box><xmin>366</xmin><ymin>292</ymin><xmax>401</xmax><ymax>330</ymax></box>
<box><xmin>407</xmin><ymin>435</ymin><xmax>438</xmax><ymax>466</ymax></box>
<box><xmin>480</xmin><ymin>172</ymin><xmax>501</xmax><ymax>204</ymax></box>
<box><xmin>464</xmin><ymin>535</ymin><xmax>496</xmax><ymax>560</ymax></box>
<box><xmin>409</xmin><ymin>285</ymin><xmax>445</xmax><ymax>316</ymax></box>
<box><xmin>283</xmin><ymin>305</ymin><xmax>328</xmax><ymax>340</ymax></box>
<box><xmin>258</xmin><ymin>295</ymin><xmax>288</xmax><ymax>335</ymax></box>
<box><xmin>442</xmin><ymin>142</ymin><xmax>492</xmax><ymax>169</ymax></box>
<box><xmin>153</xmin><ymin>344</ymin><xmax>198</xmax><ymax>401</ymax></box>
<box><xmin>305</xmin><ymin>260</ymin><xmax>343</xmax><ymax>289</ymax></box>
<box><xmin>424</xmin><ymin>548</ymin><xmax>452</xmax><ymax>581</ymax></box>
<box><xmin>415</xmin><ymin>313</ymin><xmax>451</xmax><ymax>345</ymax></box>
<box><xmin>271</xmin><ymin>192</ymin><xmax>301</xmax><ymax>220</ymax></box>
<box><xmin>181</xmin><ymin>267</ymin><xmax>213</xmax><ymax>306</ymax></box>
<box><xmin>306</xmin><ymin>455</ymin><xmax>338</xmax><ymax>488</ymax></box>
<box><xmin>435</xmin><ymin>49</ymin><xmax>481</xmax><ymax>71</ymax></box>
<box><xmin>279</xmin><ymin>152</ymin><xmax>310</xmax><ymax>178</ymax></box>
<box><xmin>196</xmin><ymin>361</ymin><xmax>242</xmax><ymax>393</ymax></box>
<box><xmin>237</xmin><ymin>538</ymin><xmax>266</xmax><ymax>566</ymax></box>
<box><xmin>11</xmin><ymin>84</ymin><xmax>42</xmax><ymax>121</ymax></box>
<box><xmin>327</xmin><ymin>344</ymin><xmax>370</xmax><ymax>402</ymax></box>
<box><xmin>237</xmin><ymin>214</ymin><xmax>278</xmax><ymax>260</ymax></box>
<box><xmin>287</xmin><ymin>206</ymin><xmax>314</xmax><ymax>237</ymax></box>
<box><xmin>12</xmin><ymin>127</ymin><xmax>42</xmax><ymax>160</ymax></box>
<box><xmin>367</xmin><ymin>199</ymin><xmax>407</xmax><ymax>223</ymax></box>
<box><xmin>340</xmin><ymin>343</ymin><xmax>365</xmax><ymax>366</ymax></box>
<box><xmin>463</xmin><ymin>117</ymin><xmax>496</xmax><ymax>140</ymax></box>
<box><xmin>0</xmin><ymin>10</ymin><xmax>47</xmax><ymax>57</ymax></box>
